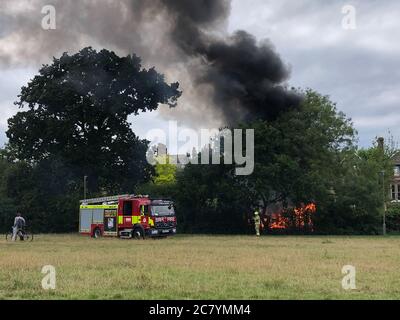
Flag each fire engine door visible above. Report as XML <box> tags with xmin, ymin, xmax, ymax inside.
<box><xmin>122</xmin><ymin>200</ymin><xmax>133</xmax><ymax>225</ymax></box>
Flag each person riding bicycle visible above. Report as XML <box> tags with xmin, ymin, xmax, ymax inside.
<box><xmin>12</xmin><ymin>212</ymin><xmax>26</xmax><ymax>241</ymax></box>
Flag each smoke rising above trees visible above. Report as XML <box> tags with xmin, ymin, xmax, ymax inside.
<box><xmin>1</xmin><ymin>0</ymin><xmax>301</xmax><ymax>125</ymax></box>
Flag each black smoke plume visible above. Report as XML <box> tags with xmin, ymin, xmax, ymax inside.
<box><xmin>0</xmin><ymin>0</ymin><xmax>302</xmax><ymax>125</ymax></box>
<box><xmin>159</xmin><ymin>0</ymin><xmax>302</xmax><ymax>123</ymax></box>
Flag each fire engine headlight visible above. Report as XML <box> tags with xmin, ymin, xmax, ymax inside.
<box><xmin>151</xmin><ymin>229</ymin><xmax>158</xmax><ymax>235</ymax></box>
<box><xmin>172</xmin><ymin>228</ymin><xmax>176</xmax><ymax>233</ymax></box>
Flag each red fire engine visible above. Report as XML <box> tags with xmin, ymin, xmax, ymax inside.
<box><xmin>79</xmin><ymin>194</ymin><xmax>177</xmax><ymax>239</ymax></box>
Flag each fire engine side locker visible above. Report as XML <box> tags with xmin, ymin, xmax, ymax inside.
<box><xmin>79</xmin><ymin>204</ymin><xmax>118</xmax><ymax>236</ymax></box>
<box><xmin>79</xmin><ymin>207</ymin><xmax>93</xmax><ymax>234</ymax></box>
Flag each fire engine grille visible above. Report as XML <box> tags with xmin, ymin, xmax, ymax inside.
<box><xmin>155</xmin><ymin>221</ymin><xmax>175</xmax><ymax>229</ymax></box>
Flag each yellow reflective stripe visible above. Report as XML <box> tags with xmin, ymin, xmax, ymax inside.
<box><xmin>117</xmin><ymin>215</ymin><xmax>140</xmax><ymax>225</ymax></box>
<box><xmin>132</xmin><ymin>215</ymin><xmax>141</xmax><ymax>224</ymax></box>
<box><xmin>148</xmin><ymin>217</ymin><xmax>154</xmax><ymax>226</ymax></box>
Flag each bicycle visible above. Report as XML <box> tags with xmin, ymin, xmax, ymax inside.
<box><xmin>5</xmin><ymin>228</ymin><xmax>34</xmax><ymax>242</ymax></box>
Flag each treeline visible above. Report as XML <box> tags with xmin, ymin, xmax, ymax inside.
<box><xmin>0</xmin><ymin>48</ymin><xmax>398</xmax><ymax>234</ymax></box>
<box><xmin>139</xmin><ymin>92</ymin><xmax>398</xmax><ymax>235</ymax></box>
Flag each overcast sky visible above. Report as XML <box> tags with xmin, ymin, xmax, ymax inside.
<box><xmin>0</xmin><ymin>0</ymin><xmax>399</xmax><ymax>149</ymax></box>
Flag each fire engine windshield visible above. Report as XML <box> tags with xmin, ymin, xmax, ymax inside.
<box><xmin>151</xmin><ymin>205</ymin><xmax>175</xmax><ymax>216</ymax></box>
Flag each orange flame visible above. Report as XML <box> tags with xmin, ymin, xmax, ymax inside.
<box><xmin>269</xmin><ymin>203</ymin><xmax>316</xmax><ymax>231</ymax></box>
<box><xmin>269</xmin><ymin>213</ymin><xmax>287</xmax><ymax>229</ymax></box>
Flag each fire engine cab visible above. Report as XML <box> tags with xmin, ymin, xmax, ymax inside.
<box><xmin>79</xmin><ymin>194</ymin><xmax>177</xmax><ymax>239</ymax></box>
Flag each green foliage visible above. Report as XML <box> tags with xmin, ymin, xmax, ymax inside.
<box><xmin>172</xmin><ymin>90</ymin><xmax>393</xmax><ymax>234</ymax></box>
<box><xmin>0</xmin><ymin>154</ymin><xmax>17</xmax><ymax>233</ymax></box>
<box><xmin>314</xmin><ymin>137</ymin><xmax>395</xmax><ymax>234</ymax></box>
<box><xmin>136</xmin><ymin>156</ymin><xmax>179</xmax><ymax>207</ymax></box>
<box><xmin>387</xmin><ymin>203</ymin><xmax>400</xmax><ymax>232</ymax></box>
<box><xmin>240</xmin><ymin>89</ymin><xmax>356</xmax><ymax>208</ymax></box>
<box><xmin>153</xmin><ymin>156</ymin><xmax>178</xmax><ymax>185</ymax></box>
<box><xmin>0</xmin><ymin>153</ymin><xmax>81</xmax><ymax>232</ymax></box>
<box><xmin>6</xmin><ymin>47</ymin><xmax>180</xmax><ymax>193</ymax></box>
<box><xmin>174</xmin><ymin>162</ymin><xmax>253</xmax><ymax>234</ymax></box>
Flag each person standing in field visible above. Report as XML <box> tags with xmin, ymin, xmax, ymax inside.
<box><xmin>12</xmin><ymin>212</ymin><xmax>26</xmax><ymax>241</ymax></box>
<box><xmin>253</xmin><ymin>208</ymin><xmax>261</xmax><ymax>236</ymax></box>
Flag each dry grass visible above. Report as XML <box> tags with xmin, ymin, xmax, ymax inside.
<box><xmin>1</xmin><ymin>234</ymin><xmax>400</xmax><ymax>299</ymax></box>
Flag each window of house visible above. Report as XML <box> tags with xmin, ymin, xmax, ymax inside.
<box><xmin>397</xmin><ymin>184</ymin><xmax>400</xmax><ymax>201</ymax></box>
<box><xmin>394</xmin><ymin>166</ymin><xmax>400</xmax><ymax>176</ymax></box>
<box><xmin>392</xmin><ymin>185</ymin><xmax>396</xmax><ymax>200</ymax></box>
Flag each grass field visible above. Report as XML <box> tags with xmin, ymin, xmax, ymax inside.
<box><xmin>1</xmin><ymin>234</ymin><xmax>400</xmax><ymax>299</ymax></box>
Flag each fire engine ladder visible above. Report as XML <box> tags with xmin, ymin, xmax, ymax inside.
<box><xmin>80</xmin><ymin>194</ymin><xmax>150</xmax><ymax>204</ymax></box>
<box><xmin>80</xmin><ymin>194</ymin><xmax>133</xmax><ymax>205</ymax></box>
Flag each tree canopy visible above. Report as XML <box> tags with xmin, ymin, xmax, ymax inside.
<box><xmin>172</xmin><ymin>90</ymin><xmax>392</xmax><ymax>234</ymax></box>
<box><xmin>242</xmin><ymin>89</ymin><xmax>356</xmax><ymax>208</ymax></box>
<box><xmin>6</xmin><ymin>47</ymin><xmax>181</xmax><ymax>193</ymax></box>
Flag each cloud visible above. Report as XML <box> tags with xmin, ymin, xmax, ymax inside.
<box><xmin>0</xmin><ymin>68</ymin><xmax>36</xmax><ymax>146</ymax></box>
<box><xmin>228</xmin><ymin>0</ymin><xmax>400</xmax><ymax>146</ymax></box>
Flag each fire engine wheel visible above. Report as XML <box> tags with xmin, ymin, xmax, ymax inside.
<box><xmin>132</xmin><ymin>227</ymin><xmax>144</xmax><ymax>240</ymax></box>
<box><xmin>93</xmin><ymin>228</ymin><xmax>102</xmax><ymax>239</ymax></box>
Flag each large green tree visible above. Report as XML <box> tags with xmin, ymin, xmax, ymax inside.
<box><xmin>0</xmin><ymin>150</ymin><xmax>17</xmax><ymax>233</ymax></box>
<box><xmin>174</xmin><ymin>159</ymin><xmax>253</xmax><ymax>234</ymax></box>
<box><xmin>241</xmin><ymin>89</ymin><xmax>356</xmax><ymax>209</ymax></box>
<box><xmin>315</xmin><ymin>139</ymin><xmax>396</xmax><ymax>234</ymax></box>
<box><xmin>173</xmin><ymin>90</ymin><xmax>364</xmax><ymax>234</ymax></box>
<box><xmin>6</xmin><ymin>47</ymin><xmax>181</xmax><ymax>193</ymax></box>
